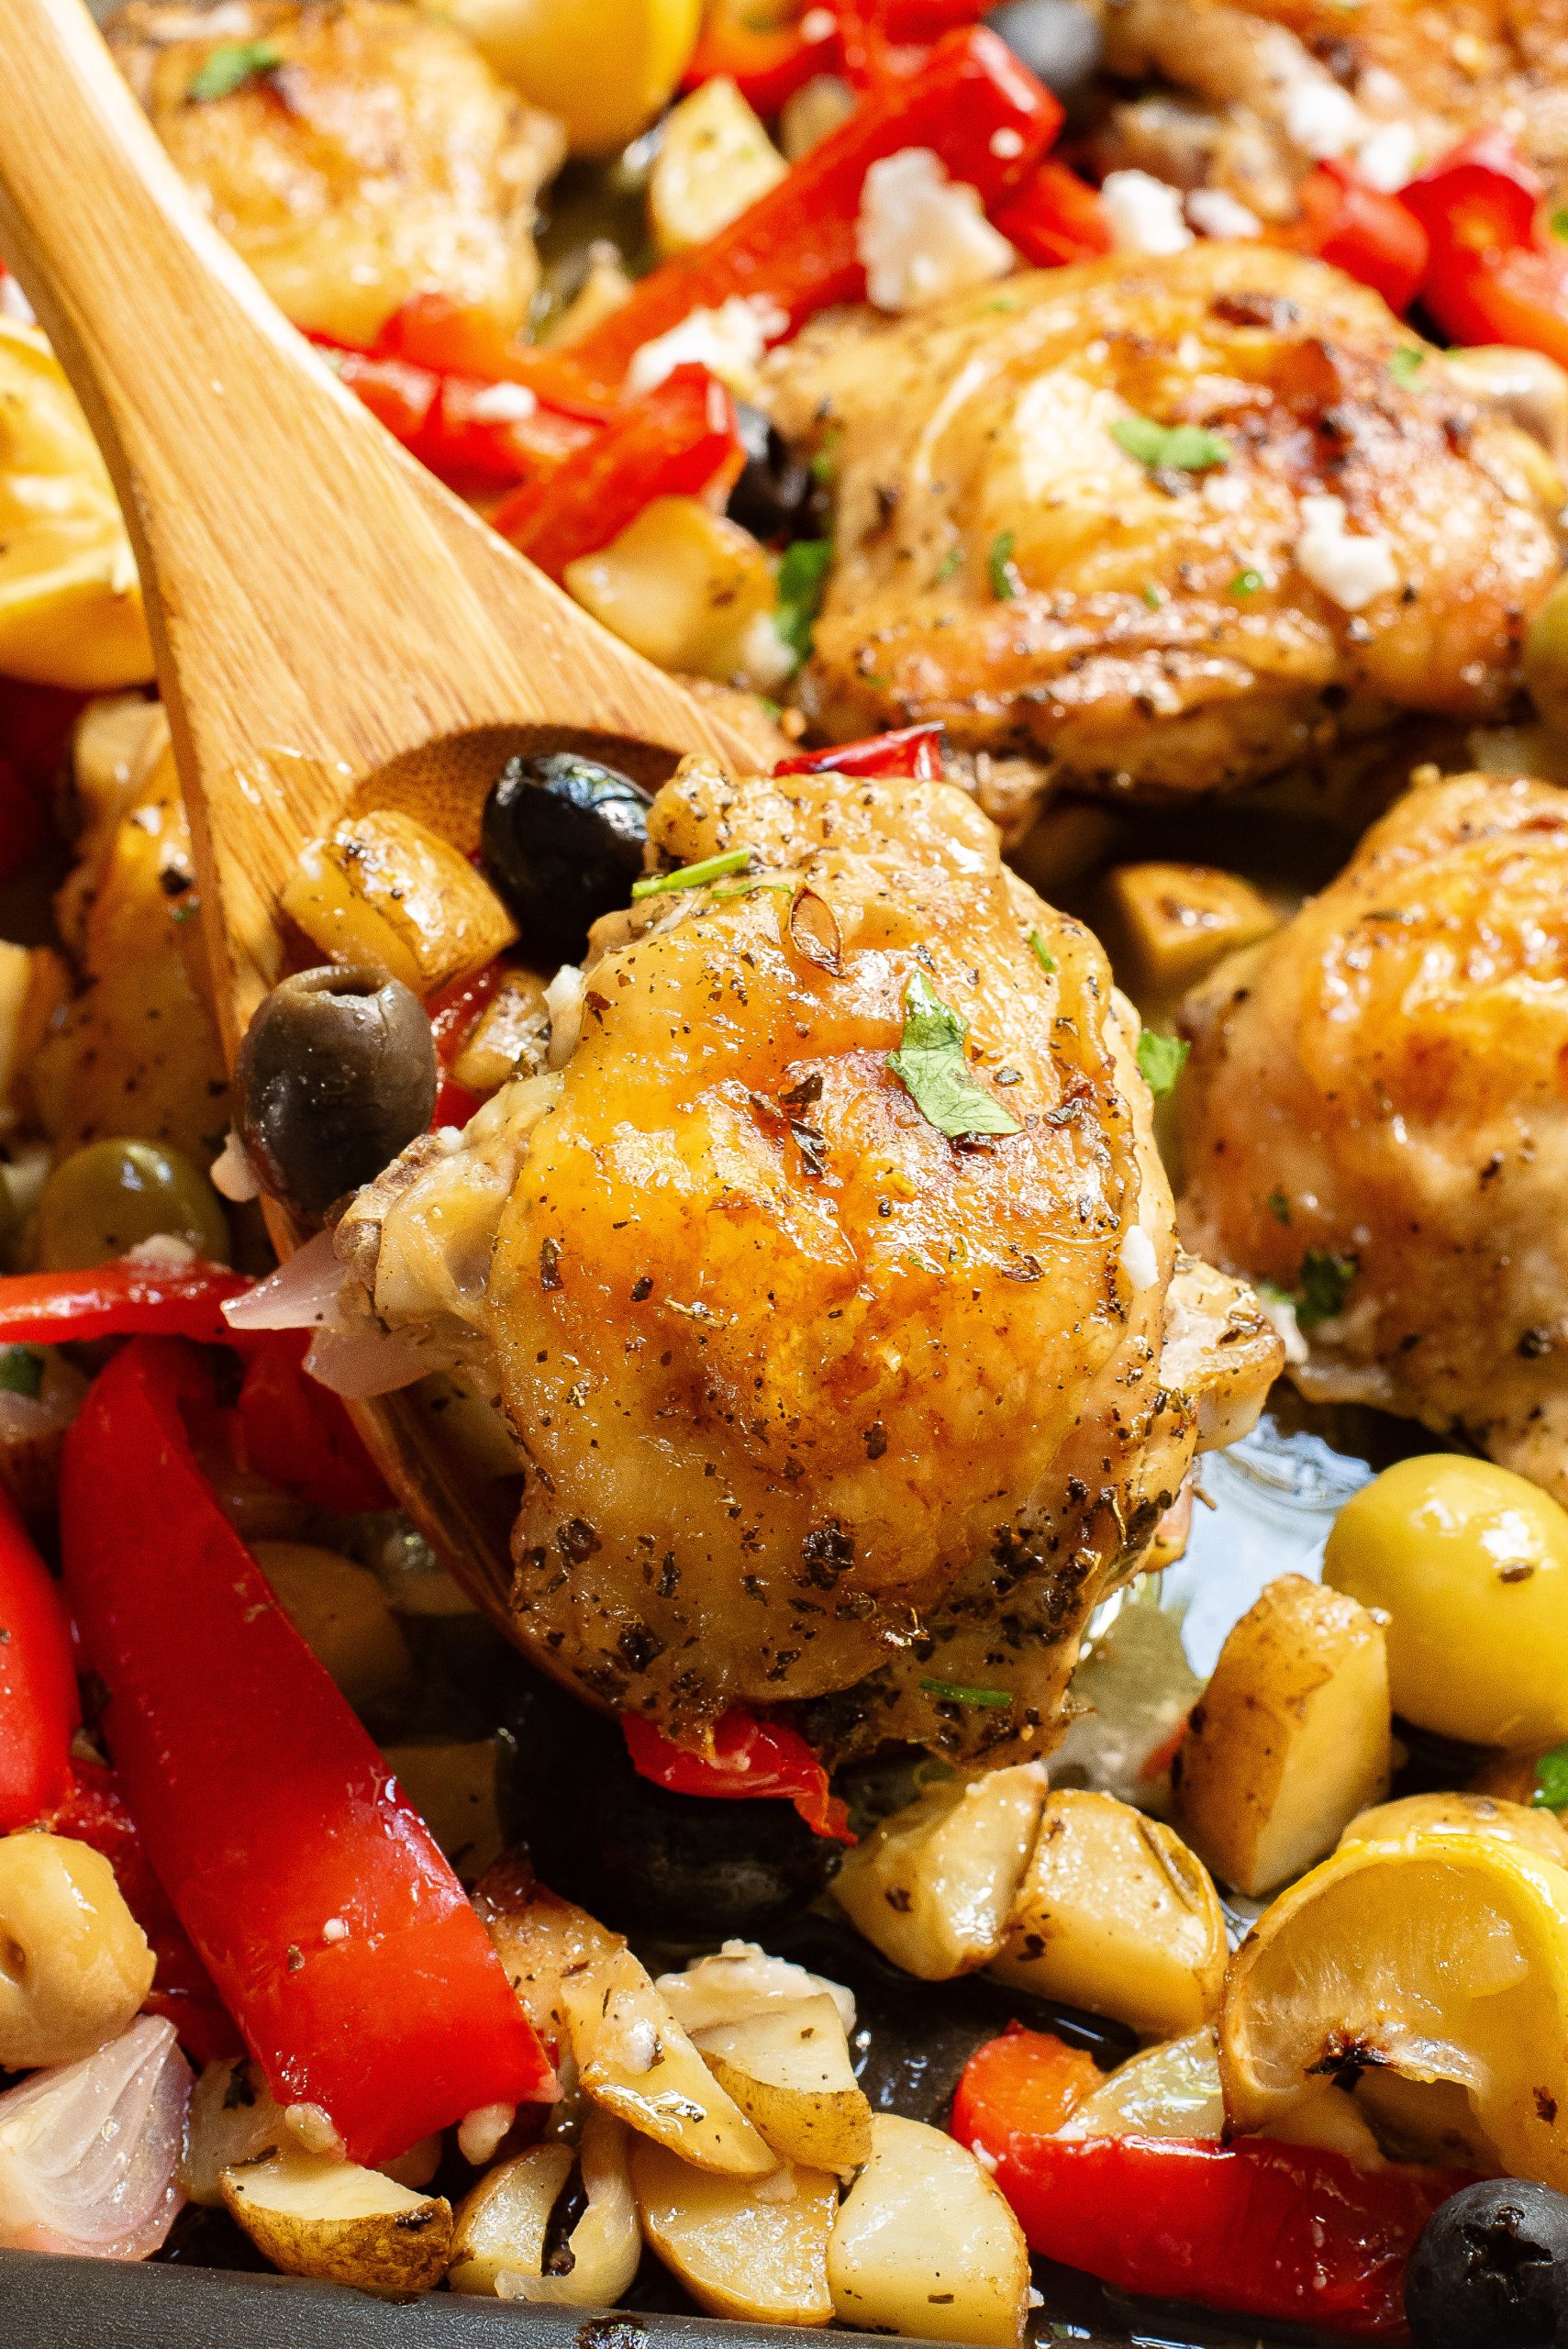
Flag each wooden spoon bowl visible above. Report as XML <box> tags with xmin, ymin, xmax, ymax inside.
<box><xmin>0</xmin><ymin>0</ymin><xmax>774</xmax><ymax>1636</ymax></box>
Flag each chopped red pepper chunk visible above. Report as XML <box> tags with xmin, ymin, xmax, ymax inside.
<box><xmin>955</xmin><ymin>2029</ymin><xmax>1472</xmax><ymax>2335</ymax></box>
<box><xmin>1283</xmin><ymin>161</ymin><xmax>1429</xmax><ymax>315</ymax></box>
<box><xmin>995</xmin><ymin>158</ymin><xmax>1113</xmax><ymax>267</ymax></box>
<box><xmin>1401</xmin><ymin>135</ymin><xmax>1568</xmax><ymax>363</ymax></box>
<box><xmin>568</xmin><ymin>29</ymin><xmax>1062</xmax><ymax>398</ymax></box>
<box><xmin>623</xmin><ymin>1708</ymin><xmax>855</xmax><ymax>1843</ymax></box>
<box><xmin>0</xmin><ymin>1258</ymin><xmax>250</xmax><ymax>1345</ymax></box>
<box><xmin>494</xmin><ymin>363</ymin><xmax>745</xmax><ymax>580</ymax></box>
<box><xmin>775</xmin><ymin>722</ymin><xmax>945</xmax><ymax>779</ymax></box>
<box><xmin>0</xmin><ymin>1478</ymin><xmax>78</xmax><ymax>1836</ymax></box>
<box><xmin>62</xmin><ymin>1338</ymin><xmax>553</xmax><ymax>2164</ymax></box>
<box><xmin>681</xmin><ymin>0</ymin><xmax>841</xmax><ymax>117</ymax></box>
<box><xmin>950</xmin><ymin>2021</ymin><xmax>1101</xmax><ymax>2142</ymax></box>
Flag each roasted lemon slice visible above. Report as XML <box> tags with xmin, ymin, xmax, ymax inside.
<box><xmin>1219</xmin><ymin>1830</ymin><xmax>1568</xmax><ymax>2188</ymax></box>
<box><xmin>0</xmin><ymin>318</ymin><xmax>152</xmax><ymax>691</ymax></box>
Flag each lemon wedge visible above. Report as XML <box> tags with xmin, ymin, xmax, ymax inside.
<box><xmin>1219</xmin><ymin>1829</ymin><xmax>1568</xmax><ymax>2187</ymax></box>
<box><xmin>418</xmin><ymin>0</ymin><xmax>701</xmax><ymax>155</ymax></box>
<box><xmin>0</xmin><ymin>318</ymin><xmax>153</xmax><ymax>692</ymax></box>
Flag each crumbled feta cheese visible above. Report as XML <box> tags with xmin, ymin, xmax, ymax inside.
<box><xmin>124</xmin><ymin>1234</ymin><xmax>198</xmax><ymax>1272</ymax></box>
<box><xmin>210</xmin><ymin>1128</ymin><xmax>261</xmax><ymax>1203</ymax></box>
<box><xmin>989</xmin><ymin>127</ymin><xmax>1026</xmax><ymax>161</ymax></box>
<box><xmin>321</xmin><ymin>1916</ymin><xmax>349</xmax><ymax>1944</ymax></box>
<box><xmin>619</xmin><ymin>2016</ymin><xmax>661</xmax><ymax>2075</ymax></box>
<box><xmin>0</xmin><ymin>275</ymin><xmax>35</xmax><ymax>327</ymax></box>
<box><xmin>1258</xmin><ymin>1289</ymin><xmax>1309</xmax><ymax>1367</ymax></box>
<box><xmin>1120</xmin><ymin>1224</ymin><xmax>1160</xmax><ymax>1293</ymax></box>
<box><xmin>800</xmin><ymin>4</ymin><xmax>835</xmax><ymax>37</ymax></box>
<box><xmin>1354</xmin><ymin>120</ymin><xmax>1421</xmax><ymax>193</ymax></box>
<box><xmin>736</xmin><ymin>609</ymin><xmax>799</xmax><ymax>693</ymax></box>
<box><xmin>1185</xmin><ymin>187</ymin><xmax>1262</xmax><ymax>241</ymax></box>
<box><xmin>1284</xmin><ymin>79</ymin><xmax>1362</xmax><ymax>161</ymax></box>
<box><xmin>626</xmin><ymin>296</ymin><xmax>786</xmax><ymax>401</ymax></box>
<box><xmin>465</xmin><ymin>380</ymin><xmax>539</xmax><ymax>424</ymax></box>
<box><xmin>545</xmin><ymin>963</ymin><xmax>587</xmax><ymax>1070</ymax></box>
<box><xmin>1295</xmin><ymin>492</ymin><xmax>1399</xmax><ymax>610</ymax></box>
<box><xmin>458</xmin><ymin>2102</ymin><xmax>517</xmax><ymax>2165</ymax></box>
<box><xmin>856</xmin><ymin>148</ymin><xmax>1016</xmax><ymax>312</ymax></box>
<box><xmin>1100</xmin><ymin>171</ymin><xmax>1193</xmax><ymax>257</ymax></box>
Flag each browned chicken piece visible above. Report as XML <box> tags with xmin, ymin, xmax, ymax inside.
<box><xmin>765</xmin><ymin>244</ymin><xmax>1562</xmax><ymax>816</ymax></box>
<box><xmin>1178</xmin><ymin>767</ymin><xmax>1568</xmax><ymax>1505</ymax></box>
<box><xmin>1097</xmin><ymin>0</ymin><xmax>1568</xmax><ymax>219</ymax></box>
<box><xmin>340</xmin><ymin>754</ymin><xmax>1281</xmax><ymax>1765</ymax></box>
<box><xmin>107</xmin><ymin>0</ymin><xmax>564</xmax><ymax>349</ymax></box>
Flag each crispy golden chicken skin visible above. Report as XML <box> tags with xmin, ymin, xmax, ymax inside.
<box><xmin>766</xmin><ymin>245</ymin><xmax>1562</xmax><ymax>810</ymax></box>
<box><xmin>335</xmin><ymin>756</ymin><xmax>1279</xmax><ymax>1765</ymax></box>
<box><xmin>108</xmin><ymin>0</ymin><xmax>563</xmax><ymax>348</ymax></box>
<box><xmin>1178</xmin><ymin>768</ymin><xmax>1568</xmax><ymax>1504</ymax></box>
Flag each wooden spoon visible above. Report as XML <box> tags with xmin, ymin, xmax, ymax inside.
<box><xmin>0</xmin><ymin>0</ymin><xmax>776</xmax><ymax>1631</ymax></box>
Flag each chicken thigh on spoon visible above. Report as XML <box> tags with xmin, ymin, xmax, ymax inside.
<box><xmin>310</xmin><ymin>752</ymin><xmax>1282</xmax><ymax>1766</ymax></box>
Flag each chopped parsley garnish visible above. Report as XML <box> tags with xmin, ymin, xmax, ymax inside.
<box><xmin>1296</xmin><ymin>1246</ymin><xmax>1358</xmax><ymax>1330</ymax></box>
<box><xmin>936</xmin><ymin>544</ymin><xmax>965</xmax><ymax>584</ymax></box>
<box><xmin>631</xmin><ymin>849</ymin><xmax>751</xmax><ymax>900</ymax></box>
<box><xmin>1141</xmin><ymin>584</ymin><xmax>1165</xmax><ymax>609</ymax></box>
<box><xmin>989</xmin><ymin>530</ymin><xmax>1021</xmax><ymax>601</ymax></box>
<box><xmin>889</xmin><ymin>974</ymin><xmax>1023</xmax><ymax>1141</ymax></box>
<box><xmin>1388</xmin><ymin>346</ymin><xmax>1426</xmax><ymax>383</ymax></box>
<box><xmin>774</xmin><ymin>539</ymin><xmax>833</xmax><ymax>663</ymax></box>
<box><xmin>1266</xmin><ymin>1188</ymin><xmax>1292</xmax><ymax>1226</ymax></box>
<box><xmin>1112</xmin><ymin>415</ymin><xmax>1230</xmax><ymax>473</ymax></box>
<box><xmin>1552</xmin><ymin>208</ymin><xmax>1568</xmax><ymax>243</ymax></box>
<box><xmin>187</xmin><ymin>38</ymin><xmax>282</xmax><ymax>102</ymax></box>
<box><xmin>810</xmin><ymin>428</ymin><xmax>843</xmax><ymax>486</ymax></box>
<box><xmin>0</xmin><ymin>1346</ymin><xmax>44</xmax><ymax>1401</ymax></box>
<box><xmin>1230</xmin><ymin>568</ymin><xmax>1264</xmax><ymax>597</ymax></box>
<box><xmin>1136</xmin><ymin>1029</ymin><xmax>1189</xmax><ymax>1097</ymax></box>
<box><xmin>1029</xmin><ymin>929</ymin><xmax>1057</xmax><ymax>975</ymax></box>
<box><xmin>920</xmin><ymin>1676</ymin><xmax>1014</xmax><ymax>1709</ymax></box>
<box><xmin>1535</xmin><ymin>1742</ymin><xmax>1568</xmax><ymax>1809</ymax></box>
<box><xmin>710</xmin><ymin>876</ymin><xmax>795</xmax><ymax>900</ymax></box>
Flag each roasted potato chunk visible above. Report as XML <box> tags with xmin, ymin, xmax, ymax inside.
<box><xmin>283</xmin><ymin>807</ymin><xmax>517</xmax><ymax>997</ymax></box>
<box><xmin>649</xmin><ymin>76</ymin><xmax>786</xmax><ymax>257</ymax></box>
<box><xmin>692</xmin><ymin>1993</ymin><xmax>872</xmax><ymax>2173</ymax></box>
<box><xmin>561</xmin><ymin>1943</ymin><xmax>776</xmax><ymax>2176</ymax></box>
<box><xmin>221</xmin><ymin>2147</ymin><xmax>452</xmax><ymax>2295</ymax></box>
<box><xmin>827</xmin><ymin>2115</ymin><xmax>1029</xmax><ymax>2346</ymax></box>
<box><xmin>831</xmin><ymin>1764</ymin><xmax>1049</xmax><ymax>1980</ymax></box>
<box><xmin>632</xmin><ymin>2137</ymin><xmax>837</xmax><ymax>2325</ymax></box>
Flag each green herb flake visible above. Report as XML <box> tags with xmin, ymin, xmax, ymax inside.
<box><xmin>709</xmin><ymin>877</ymin><xmax>795</xmax><ymax>900</ymax></box>
<box><xmin>1387</xmin><ymin>345</ymin><xmax>1426</xmax><ymax>383</ymax></box>
<box><xmin>919</xmin><ymin>1676</ymin><xmax>1014</xmax><ymax>1709</ymax></box>
<box><xmin>810</xmin><ymin>428</ymin><xmax>843</xmax><ymax>486</ymax></box>
<box><xmin>1552</xmin><ymin>208</ymin><xmax>1568</xmax><ymax>244</ymax></box>
<box><xmin>1112</xmin><ymin>414</ymin><xmax>1230</xmax><ymax>473</ymax></box>
<box><xmin>1296</xmin><ymin>1245</ymin><xmax>1358</xmax><ymax>1330</ymax></box>
<box><xmin>989</xmin><ymin>530</ymin><xmax>1021</xmax><ymax>601</ymax></box>
<box><xmin>774</xmin><ymin>538</ymin><xmax>833</xmax><ymax>663</ymax></box>
<box><xmin>1136</xmin><ymin>1028</ymin><xmax>1189</xmax><ymax>1097</ymax></box>
<box><xmin>187</xmin><ymin>38</ymin><xmax>282</xmax><ymax>102</ymax></box>
<box><xmin>888</xmin><ymin>973</ymin><xmax>1024</xmax><ymax>1141</ymax></box>
<box><xmin>935</xmin><ymin>544</ymin><xmax>965</xmax><ymax>584</ymax></box>
<box><xmin>1535</xmin><ymin>1742</ymin><xmax>1568</xmax><ymax>1809</ymax></box>
<box><xmin>0</xmin><ymin>1346</ymin><xmax>44</xmax><ymax>1401</ymax></box>
<box><xmin>1230</xmin><ymin>568</ymin><xmax>1264</xmax><ymax>597</ymax></box>
<box><xmin>1266</xmin><ymin>1188</ymin><xmax>1292</xmax><ymax>1226</ymax></box>
<box><xmin>1141</xmin><ymin>583</ymin><xmax>1164</xmax><ymax>610</ymax></box>
<box><xmin>631</xmin><ymin>848</ymin><xmax>752</xmax><ymax>900</ymax></box>
<box><xmin>1029</xmin><ymin>928</ymin><xmax>1057</xmax><ymax>975</ymax></box>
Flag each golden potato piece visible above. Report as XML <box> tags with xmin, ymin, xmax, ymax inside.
<box><xmin>488</xmin><ymin>2110</ymin><xmax>642</xmax><ymax>2308</ymax></box>
<box><xmin>182</xmin><ymin>2058</ymin><xmax>292</xmax><ymax>2209</ymax></box>
<box><xmin>450</xmin><ymin>2141</ymin><xmax>573</xmax><ymax>2296</ymax></box>
<box><xmin>831</xmin><ymin>1763</ymin><xmax>1049</xmax><ymax>1980</ymax></box>
<box><xmin>0</xmin><ymin>320</ymin><xmax>152</xmax><ymax>692</ymax></box>
<box><xmin>221</xmin><ymin>2147</ymin><xmax>452</xmax><ymax>2295</ymax></box>
<box><xmin>472</xmin><ymin>1854</ymin><xmax>622</xmax><ymax>2043</ymax></box>
<box><xmin>990</xmin><ymin>1789</ymin><xmax>1228</xmax><ymax>2038</ymax></box>
<box><xmin>650</xmin><ymin>76</ymin><xmax>787</xmax><ymax>258</ymax></box>
<box><xmin>282</xmin><ymin>807</ymin><xmax>517</xmax><ymax>996</ymax></box>
<box><xmin>564</xmin><ymin>498</ymin><xmax>783</xmax><ymax>686</ymax></box>
<box><xmin>693</xmin><ymin>1993</ymin><xmax>872</xmax><ymax>2173</ymax></box>
<box><xmin>827</xmin><ymin>2115</ymin><xmax>1029</xmax><ymax>2346</ymax></box>
<box><xmin>561</xmin><ymin>1943</ymin><xmax>776</xmax><ymax>2176</ymax></box>
<box><xmin>1102</xmin><ymin>862</ymin><xmax>1280</xmax><ymax>997</ymax></box>
<box><xmin>1172</xmin><ymin>1573</ymin><xmax>1391</xmax><ymax>1898</ymax></box>
<box><xmin>632</xmin><ymin>2136</ymin><xmax>836</xmax><ymax>2325</ymax></box>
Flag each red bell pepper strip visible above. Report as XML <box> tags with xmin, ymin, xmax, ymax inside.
<box><xmin>0</xmin><ymin>1259</ymin><xmax>250</xmax><ymax>1345</ymax></box>
<box><xmin>47</xmin><ymin>1763</ymin><xmax>241</xmax><ymax>2069</ymax></box>
<box><xmin>775</xmin><ymin>721</ymin><xmax>944</xmax><ymax>779</ymax></box>
<box><xmin>624</xmin><ymin>1708</ymin><xmax>855</xmax><ymax>1843</ymax></box>
<box><xmin>494</xmin><ymin>363</ymin><xmax>745</xmax><ymax>580</ymax></box>
<box><xmin>1283</xmin><ymin>161</ymin><xmax>1429</xmax><ymax>314</ymax></box>
<box><xmin>682</xmin><ymin>0</ymin><xmax>842</xmax><ymax>117</ymax></box>
<box><xmin>427</xmin><ymin>962</ymin><xmax>505</xmax><ymax>1131</ymax></box>
<box><xmin>320</xmin><ymin>343</ymin><xmax>601</xmax><ymax>495</ymax></box>
<box><xmin>1401</xmin><ymin>134</ymin><xmax>1568</xmax><ymax>363</ymax></box>
<box><xmin>0</xmin><ymin>1479</ymin><xmax>77</xmax><ymax>1834</ymax></box>
<box><xmin>232</xmin><ymin>1330</ymin><xmax>391</xmax><ymax>1517</ymax></box>
<box><xmin>955</xmin><ymin>2031</ymin><xmax>1471</xmax><ymax>2335</ymax></box>
<box><xmin>377</xmin><ymin>294</ymin><xmax>616</xmax><ymax>421</ymax></box>
<box><xmin>994</xmin><ymin>158</ymin><xmax>1113</xmax><ymax>267</ymax></box>
<box><xmin>62</xmin><ymin>1337</ymin><xmax>552</xmax><ymax>2164</ymax></box>
<box><xmin>568</xmin><ymin>29</ymin><xmax>1062</xmax><ymax>397</ymax></box>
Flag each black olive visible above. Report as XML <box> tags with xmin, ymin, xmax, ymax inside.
<box><xmin>1407</xmin><ymin>2179</ymin><xmax>1568</xmax><ymax>2348</ymax></box>
<box><xmin>984</xmin><ymin>0</ymin><xmax>1104</xmax><ymax>108</ymax></box>
<box><xmin>497</xmin><ymin>1665</ymin><xmax>838</xmax><ymax>1939</ymax></box>
<box><xmin>480</xmin><ymin>752</ymin><xmax>649</xmax><ymax>969</ymax></box>
<box><xmin>727</xmin><ymin>402</ymin><xmax>828</xmax><ymax>545</ymax></box>
<box><xmin>236</xmin><ymin>965</ymin><xmax>436</xmax><ymax>1222</ymax></box>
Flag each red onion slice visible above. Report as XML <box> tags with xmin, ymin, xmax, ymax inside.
<box><xmin>221</xmin><ymin>1228</ymin><xmax>343</xmax><ymax>1331</ymax></box>
<box><xmin>0</xmin><ymin>2014</ymin><xmax>192</xmax><ymax>2259</ymax></box>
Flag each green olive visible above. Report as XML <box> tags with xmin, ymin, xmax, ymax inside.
<box><xmin>35</xmin><ymin>1139</ymin><xmax>230</xmax><ymax>1271</ymax></box>
<box><xmin>236</xmin><ymin>965</ymin><xmax>437</xmax><ymax>1222</ymax></box>
<box><xmin>1524</xmin><ymin>572</ymin><xmax>1568</xmax><ymax>735</ymax></box>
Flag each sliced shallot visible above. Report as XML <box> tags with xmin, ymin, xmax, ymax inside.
<box><xmin>0</xmin><ymin>2013</ymin><xmax>192</xmax><ymax>2258</ymax></box>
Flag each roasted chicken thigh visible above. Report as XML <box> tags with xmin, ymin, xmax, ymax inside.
<box><xmin>342</xmin><ymin>756</ymin><xmax>1281</xmax><ymax>1764</ymax></box>
<box><xmin>765</xmin><ymin>245</ymin><xmax>1562</xmax><ymax>818</ymax></box>
<box><xmin>1178</xmin><ymin>768</ymin><xmax>1568</xmax><ymax>1505</ymax></box>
